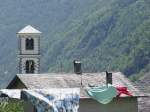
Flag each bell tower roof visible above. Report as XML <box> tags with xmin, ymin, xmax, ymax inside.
<box><xmin>17</xmin><ymin>25</ymin><xmax>41</xmax><ymax>34</ymax></box>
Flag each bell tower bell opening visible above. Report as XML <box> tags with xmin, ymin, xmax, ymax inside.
<box><xmin>26</xmin><ymin>60</ymin><xmax>35</xmax><ymax>73</ymax></box>
<box><xmin>26</xmin><ymin>38</ymin><xmax>34</xmax><ymax>50</ymax></box>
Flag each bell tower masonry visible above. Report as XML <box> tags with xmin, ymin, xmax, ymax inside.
<box><xmin>17</xmin><ymin>25</ymin><xmax>41</xmax><ymax>74</ymax></box>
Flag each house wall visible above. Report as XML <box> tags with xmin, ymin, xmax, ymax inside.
<box><xmin>22</xmin><ymin>97</ymin><xmax>138</xmax><ymax>112</ymax></box>
<box><xmin>23</xmin><ymin>101</ymin><xmax>35</xmax><ymax>112</ymax></box>
<box><xmin>79</xmin><ymin>97</ymin><xmax>138</xmax><ymax>112</ymax></box>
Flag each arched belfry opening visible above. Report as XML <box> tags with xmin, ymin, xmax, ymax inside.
<box><xmin>26</xmin><ymin>38</ymin><xmax>34</xmax><ymax>50</ymax></box>
<box><xmin>25</xmin><ymin>60</ymin><xmax>35</xmax><ymax>73</ymax></box>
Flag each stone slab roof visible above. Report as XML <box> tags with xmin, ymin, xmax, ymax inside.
<box><xmin>134</xmin><ymin>73</ymin><xmax>150</xmax><ymax>112</ymax></box>
<box><xmin>8</xmin><ymin>72</ymin><xmax>145</xmax><ymax>98</ymax></box>
<box><xmin>134</xmin><ymin>73</ymin><xmax>150</xmax><ymax>95</ymax></box>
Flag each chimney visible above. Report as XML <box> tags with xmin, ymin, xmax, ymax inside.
<box><xmin>73</xmin><ymin>60</ymin><xmax>82</xmax><ymax>74</ymax></box>
<box><xmin>106</xmin><ymin>71</ymin><xmax>112</xmax><ymax>85</ymax></box>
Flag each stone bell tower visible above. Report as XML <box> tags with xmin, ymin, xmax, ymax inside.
<box><xmin>17</xmin><ymin>25</ymin><xmax>41</xmax><ymax>74</ymax></box>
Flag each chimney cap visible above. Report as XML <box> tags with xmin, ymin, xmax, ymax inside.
<box><xmin>74</xmin><ymin>60</ymin><xmax>81</xmax><ymax>64</ymax></box>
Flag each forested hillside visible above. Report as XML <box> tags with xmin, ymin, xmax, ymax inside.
<box><xmin>43</xmin><ymin>0</ymin><xmax>150</xmax><ymax>79</ymax></box>
<box><xmin>0</xmin><ymin>0</ymin><xmax>149</xmax><ymax>88</ymax></box>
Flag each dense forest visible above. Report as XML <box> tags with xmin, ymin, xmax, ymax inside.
<box><xmin>0</xmin><ymin>0</ymin><xmax>149</xmax><ymax>88</ymax></box>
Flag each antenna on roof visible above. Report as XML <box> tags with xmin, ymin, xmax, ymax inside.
<box><xmin>58</xmin><ymin>59</ymin><xmax>63</xmax><ymax>73</ymax></box>
<box><xmin>80</xmin><ymin>73</ymin><xmax>83</xmax><ymax>86</ymax></box>
<box><xmin>60</xmin><ymin>61</ymin><xmax>63</xmax><ymax>73</ymax></box>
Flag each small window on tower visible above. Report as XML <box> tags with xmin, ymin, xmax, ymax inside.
<box><xmin>26</xmin><ymin>60</ymin><xmax>35</xmax><ymax>73</ymax></box>
<box><xmin>26</xmin><ymin>38</ymin><xmax>34</xmax><ymax>50</ymax></box>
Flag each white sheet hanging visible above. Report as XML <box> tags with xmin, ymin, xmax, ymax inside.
<box><xmin>21</xmin><ymin>88</ymin><xmax>80</xmax><ymax>112</ymax></box>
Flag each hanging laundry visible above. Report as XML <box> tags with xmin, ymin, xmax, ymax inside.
<box><xmin>86</xmin><ymin>84</ymin><xmax>117</xmax><ymax>104</ymax></box>
<box><xmin>116</xmin><ymin>87</ymin><xmax>132</xmax><ymax>97</ymax></box>
<box><xmin>21</xmin><ymin>88</ymin><xmax>80</xmax><ymax>112</ymax></box>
